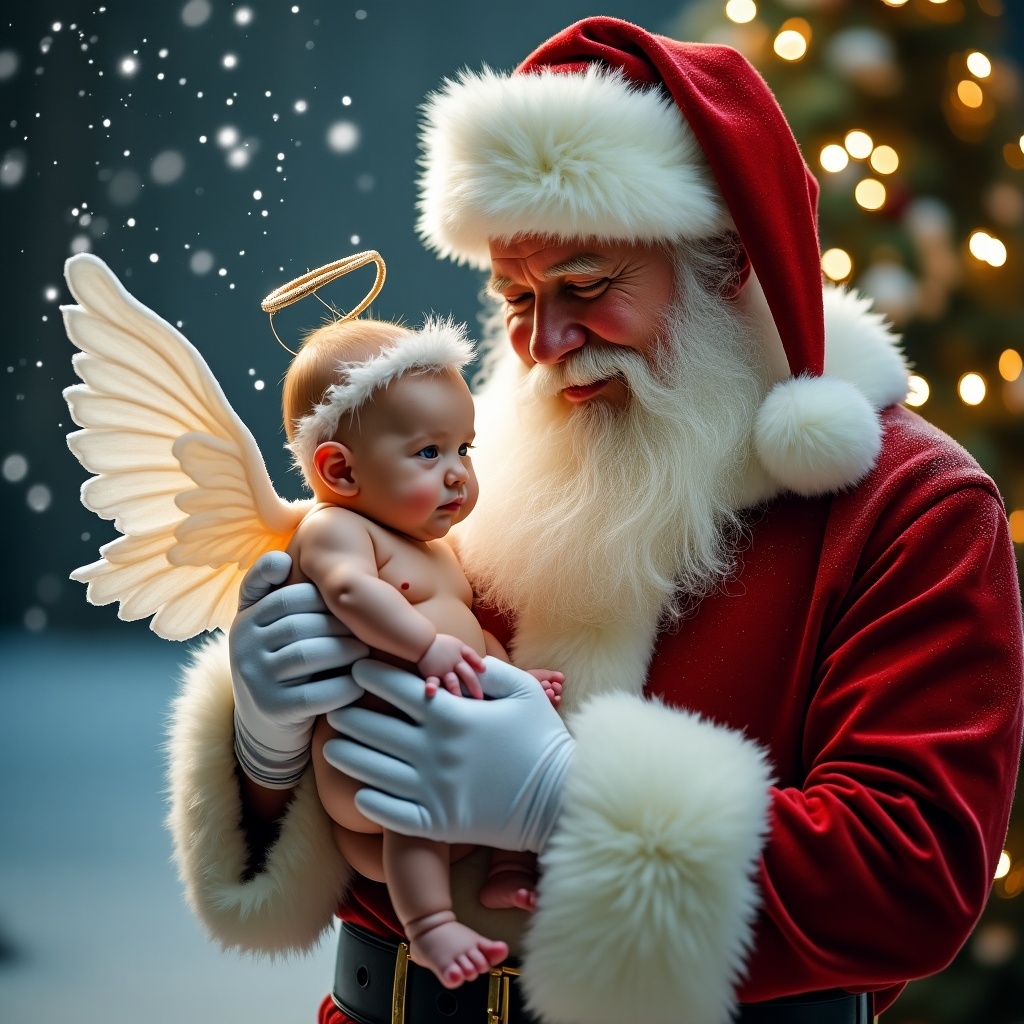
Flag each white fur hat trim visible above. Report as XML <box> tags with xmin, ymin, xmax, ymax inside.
<box><xmin>288</xmin><ymin>317</ymin><xmax>474</xmax><ymax>475</ymax></box>
<box><xmin>417</xmin><ymin>66</ymin><xmax>730</xmax><ymax>269</ymax></box>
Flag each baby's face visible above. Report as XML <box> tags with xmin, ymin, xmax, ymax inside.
<box><xmin>345</xmin><ymin>370</ymin><xmax>478</xmax><ymax>542</ymax></box>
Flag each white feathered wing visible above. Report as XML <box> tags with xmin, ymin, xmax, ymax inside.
<box><xmin>61</xmin><ymin>253</ymin><xmax>312</xmax><ymax>640</ymax></box>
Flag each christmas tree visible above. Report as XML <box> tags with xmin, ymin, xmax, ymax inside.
<box><xmin>672</xmin><ymin>1</ymin><xmax>1024</xmax><ymax>1020</ymax></box>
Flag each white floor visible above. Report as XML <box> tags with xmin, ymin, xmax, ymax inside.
<box><xmin>0</xmin><ymin>629</ymin><xmax>337</xmax><ymax>1024</ymax></box>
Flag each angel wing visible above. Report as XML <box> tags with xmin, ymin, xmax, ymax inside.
<box><xmin>61</xmin><ymin>253</ymin><xmax>313</xmax><ymax>640</ymax></box>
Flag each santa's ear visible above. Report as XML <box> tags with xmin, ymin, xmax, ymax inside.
<box><xmin>313</xmin><ymin>441</ymin><xmax>358</xmax><ymax>497</ymax></box>
<box><xmin>721</xmin><ymin>235</ymin><xmax>751</xmax><ymax>300</ymax></box>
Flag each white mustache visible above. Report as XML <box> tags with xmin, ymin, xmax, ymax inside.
<box><xmin>521</xmin><ymin>344</ymin><xmax>655</xmax><ymax>402</ymax></box>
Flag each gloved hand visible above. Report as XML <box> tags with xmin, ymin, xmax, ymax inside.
<box><xmin>230</xmin><ymin>551</ymin><xmax>368</xmax><ymax>788</ymax></box>
<box><xmin>323</xmin><ymin>657</ymin><xmax>574</xmax><ymax>852</ymax></box>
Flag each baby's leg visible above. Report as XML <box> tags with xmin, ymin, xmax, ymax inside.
<box><xmin>312</xmin><ymin>714</ymin><xmax>386</xmax><ymax>880</ymax></box>
<box><xmin>478</xmin><ymin>849</ymin><xmax>540</xmax><ymax>911</ymax></box>
<box><xmin>384</xmin><ymin>831</ymin><xmax>508</xmax><ymax>989</ymax></box>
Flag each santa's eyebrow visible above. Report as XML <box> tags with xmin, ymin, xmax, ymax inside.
<box><xmin>487</xmin><ymin>254</ymin><xmax>608</xmax><ymax>294</ymax></box>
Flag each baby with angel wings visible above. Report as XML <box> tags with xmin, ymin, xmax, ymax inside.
<box><xmin>60</xmin><ymin>251</ymin><xmax>562</xmax><ymax>990</ymax></box>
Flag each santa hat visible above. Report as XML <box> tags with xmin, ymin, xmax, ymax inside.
<box><xmin>417</xmin><ymin>16</ymin><xmax>901</xmax><ymax>496</ymax></box>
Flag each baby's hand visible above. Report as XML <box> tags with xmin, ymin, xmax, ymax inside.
<box><xmin>418</xmin><ymin>634</ymin><xmax>487</xmax><ymax>699</ymax></box>
<box><xmin>528</xmin><ymin>669</ymin><xmax>564</xmax><ymax>708</ymax></box>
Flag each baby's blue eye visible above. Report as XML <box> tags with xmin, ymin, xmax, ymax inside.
<box><xmin>458</xmin><ymin>443</ymin><xmax>471</xmax><ymax>456</ymax></box>
<box><xmin>417</xmin><ymin>445</ymin><xmax>439</xmax><ymax>459</ymax></box>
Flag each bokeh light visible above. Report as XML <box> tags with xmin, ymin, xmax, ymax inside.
<box><xmin>999</xmin><ymin>349</ymin><xmax>1023</xmax><ymax>382</ymax></box>
<box><xmin>821</xmin><ymin>248</ymin><xmax>853</xmax><ymax>281</ymax></box>
<box><xmin>855</xmin><ymin>178</ymin><xmax>886</xmax><ymax>210</ymax></box>
<box><xmin>845</xmin><ymin>130</ymin><xmax>873</xmax><ymax>159</ymax></box>
<box><xmin>958</xmin><ymin>372</ymin><xmax>987</xmax><ymax>406</ymax></box>
<box><xmin>820</xmin><ymin>144</ymin><xmax>849</xmax><ymax>173</ymax></box>
<box><xmin>905</xmin><ymin>375</ymin><xmax>930</xmax><ymax>407</ymax></box>
<box><xmin>725</xmin><ymin>0</ymin><xmax>757</xmax><ymax>24</ymax></box>
<box><xmin>869</xmin><ymin>145</ymin><xmax>899</xmax><ymax>174</ymax></box>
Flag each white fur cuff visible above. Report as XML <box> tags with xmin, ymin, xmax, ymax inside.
<box><xmin>522</xmin><ymin>693</ymin><xmax>772</xmax><ymax>1024</ymax></box>
<box><xmin>165</xmin><ymin>635</ymin><xmax>350</xmax><ymax>955</ymax></box>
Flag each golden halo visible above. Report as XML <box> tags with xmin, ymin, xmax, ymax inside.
<box><xmin>261</xmin><ymin>250</ymin><xmax>386</xmax><ymax>355</ymax></box>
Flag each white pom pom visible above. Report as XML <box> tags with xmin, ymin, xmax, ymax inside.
<box><xmin>754</xmin><ymin>375</ymin><xmax>882</xmax><ymax>497</ymax></box>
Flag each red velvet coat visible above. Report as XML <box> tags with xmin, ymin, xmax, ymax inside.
<box><xmin>330</xmin><ymin>405</ymin><xmax>1023</xmax><ymax>1018</ymax></box>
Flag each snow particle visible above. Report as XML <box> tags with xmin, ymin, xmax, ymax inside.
<box><xmin>70</xmin><ymin>234</ymin><xmax>92</xmax><ymax>254</ymax></box>
<box><xmin>24</xmin><ymin>607</ymin><xmax>47</xmax><ymax>632</ymax></box>
<box><xmin>190</xmin><ymin>250</ymin><xmax>214</xmax><ymax>274</ymax></box>
<box><xmin>3</xmin><ymin>454</ymin><xmax>28</xmax><ymax>482</ymax></box>
<box><xmin>1</xmin><ymin>148</ymin><xmax>27</xmax><ymax>187</ymax></box>
<box><xmin>119</xmin><ymin>56</ymin><xmax>139</xmax><ymax>76</ymax></box>
<box><xmin>327</xmin><ymin>120</ymin><xmax>359</xmax><ymax>152</ymax></box>
<box><xmin>182</xmin><ymin>0</ymin><xmax>212</xmax><ymax>28</ymax></box>
<box><xmin>0</xmin><ymin>50</ymin><xmax>19</xmax><ymax>81</ymax></box>
<box><xmin>43</xmin><ymin>285</ymin><xmax>59</xmax><ymax>301</ymax></box>
<box><xmin>294</xmin><ymin>99</ymin><xmax>308</xmax><ymax>113</ymax></box>
<box><xmin>217</xmin><ymin>125</ymin><xmax>239</xmax><ymax>148</ymax></box>
<box><xmin>235</xmin><ymin>7</ymin><xmax>254</xmax><ymax>25</ymax></box>
<box><xmin>108</xmin><ymin>168</ymin><xmax>142</xmax><ymax>204</ymax></box>
<box><xmin>223</xmin><ymin>53</ymin><xmax>238</xmax><ymax>69</ymax></box>
<box><xmin>151</xmin><ymin>149</ymin><xmax>186</xmax><ymax>184</ymax></box>
<box><xmin>27</xmin><ymin>483</ymin><xmax>52</xmax><ymax>512</ymax></box>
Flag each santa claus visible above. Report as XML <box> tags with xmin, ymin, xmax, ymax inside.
<box><xmin>166</xmin><ymin>17</ymin><xmax>1024</xmax><ymax>1024</ymax></box>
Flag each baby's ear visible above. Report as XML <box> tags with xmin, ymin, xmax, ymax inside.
<box><xmin>313</xmin><ymin>441</ymin><xmax>358</xmax><ymax>497</ymax></box>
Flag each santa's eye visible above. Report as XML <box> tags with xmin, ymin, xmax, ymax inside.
<box><xmin>567</xmin><ymin>279</ymin><xmax>609</xmax><ymax>298</ymax></box>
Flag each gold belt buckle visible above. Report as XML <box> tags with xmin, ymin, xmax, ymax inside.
<box><xmin>486</xmin><ymin>964</ymin><xmax>521</xmax><ymax>1024</ymax></box>
<box><xmin>389</xmin><ymin>942</ymin><xmax>521</xmax><ymax>1024</ymax></box>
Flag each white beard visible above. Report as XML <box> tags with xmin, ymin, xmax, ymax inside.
<box><xmin>454</xmin><ymin>270</ymin><xmax>773</xmax><ymax>712</ymax></box>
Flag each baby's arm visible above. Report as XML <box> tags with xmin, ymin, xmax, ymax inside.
<box><xmin>296</xmin><ymin>510</ymin><xmax>483</xmax><ymax>696</ymax></box>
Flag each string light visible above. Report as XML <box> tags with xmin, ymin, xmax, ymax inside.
<box><xmin>724</xmin><ymin>0</ymin><xmax>757</xmax><ymax>24</ymax></box>
<box><xmin>999</xmin><ymin>349</ymin><xmax>1023</xmax><ymax>382</ymax></box>
<box><xmin>966</xmin><ymin>51</ymin><xmax>992</xmax><ymax>78</ymax></box>
<box><xmin>855</xmin><ymin>178</ymin><xmax>886</xmax><ymax>210</ymax></box>
<box><xmin>844</xmin><ymin>130</ymin><xmax>874</xmax><ymax>159</ymax></box>
<box><xmin>869</xmin><ymin>145</ymin><xmax>899</xmax><ymax>174</ymax></box>
<box><xmin>996</xmin><ymin>851</ymin><xmax>1012</xmax><ymax>880</ymax></box>
<box><xmin>957</xmin><ymin>80</ymin><xmax>984</xmax><ymax>108</ymax></box>
<box><xmin>969</xmin><ymin>230</ymin><xmax>1007</xmax><ymax>267</ymax></box>
<box><xmin>821</xmin><ymin>248</ymin><xmax>853</xmax><ymax>281</ymax></box>
<box><xmin>820</xmin><ymin>144</ymin><xmax>849</xmax><ymax>172</ymax></box>
<box><xmin>958</xmin><ymin>372</ymin><xmax>987</xmax><ymax>405</ymax></box>
<box><xmin>906</xmin><ymin>375</ymin><xmax>930</xmax><ymax>407</ymax></box>
<box><xmin>881</xmin><ymin>0</ymin><xmax>910</xmax><ymax>5</ymax></box>
<box><xmin>774</xmin><ymin>30</ymin><xmax>807</xmax><ymax>62</ymax></box>
<box><xmin>1010</xmin><ymin>511</ymin><xmax>1024</xmax><ymax>545</ymax></box>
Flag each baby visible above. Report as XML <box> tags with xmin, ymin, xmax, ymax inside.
<box><xmin>279</xmin><ymin>315</ymin><xmax>563</xmax><ymax>988</ymax></box>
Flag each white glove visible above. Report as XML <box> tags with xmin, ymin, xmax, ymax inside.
<box><xmin>230</xmin><ymin>551</ymin><xmax>368</xmax><ymax>788</ymax></box>
<box><xmin>323</xmin><ymin>657</ymin><xmax>574</xmax><ymax>852</ymax></box>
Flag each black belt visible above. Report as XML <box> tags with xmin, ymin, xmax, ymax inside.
<box><xmin>333</xmin><ymin>921</ymin><xmax>873</xmax><ymax>1024</ymax></box>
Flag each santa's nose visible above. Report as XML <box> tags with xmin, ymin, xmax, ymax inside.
<box><xmin>529</xmin><ymin>299</ymin><xmax>586</xmax><ymax>364</ymax></box>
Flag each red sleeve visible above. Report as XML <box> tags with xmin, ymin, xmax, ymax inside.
<box><xmin>746</xmin><ymin>477</ymin><xmax>1024</xmax><ymax>1010</ymax></box>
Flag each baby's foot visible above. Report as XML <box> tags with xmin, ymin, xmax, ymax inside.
<box><xmin>406</xmin><ymin>911</ymin><xmax>508</xmax><ymax>989</ymax></box>
<box><xmin>478</xmin><ymin>869</ymin><xmax>538</xmax><ymax>911</ymax></box>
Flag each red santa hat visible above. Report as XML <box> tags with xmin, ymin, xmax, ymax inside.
<box><xmin>417</xmin><ymin>16</ymin><xmax>897</xmax><ymax>496</ymax></box>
